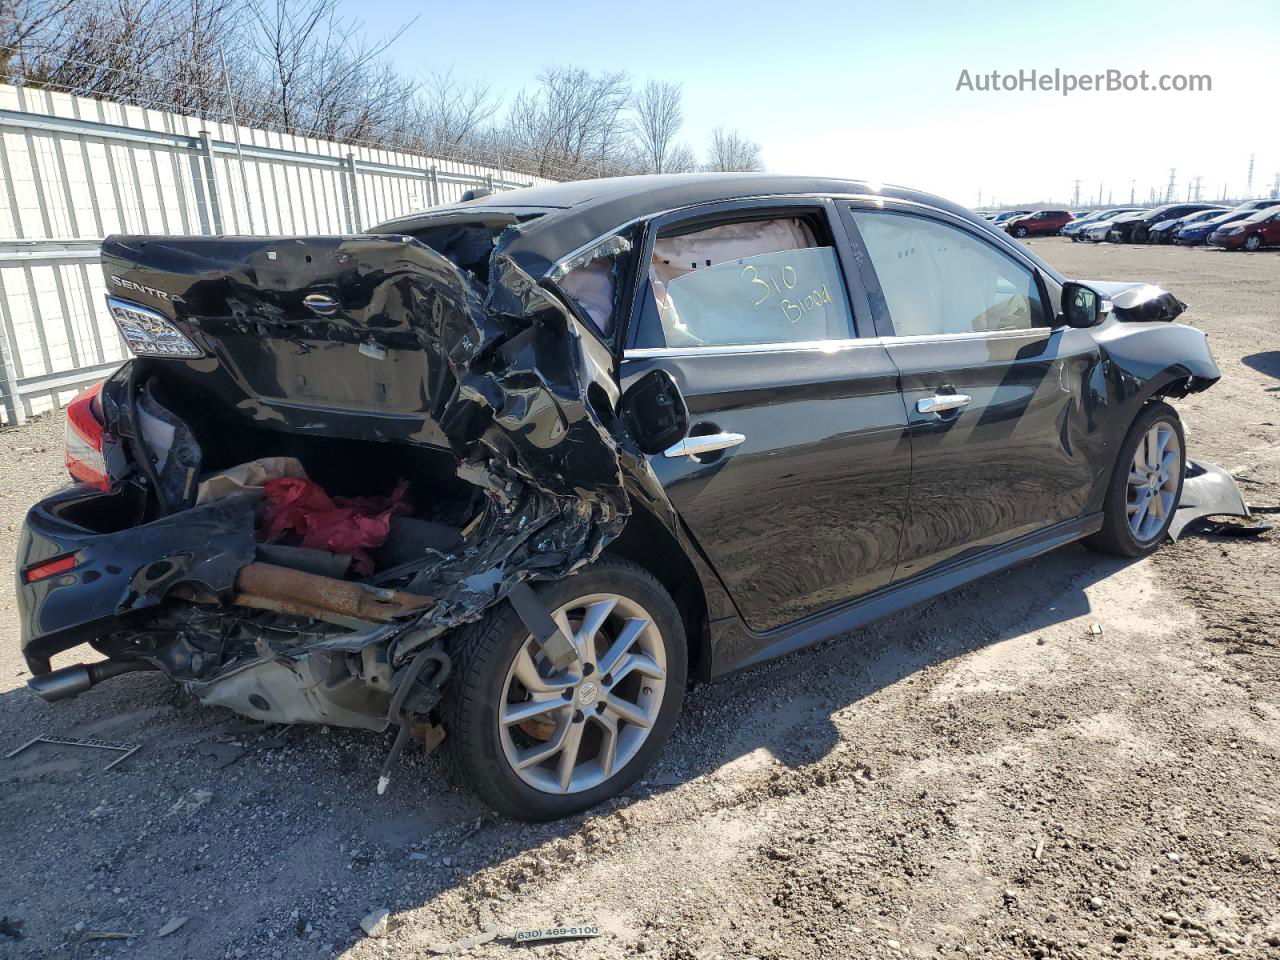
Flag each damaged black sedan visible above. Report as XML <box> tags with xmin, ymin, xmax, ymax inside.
<box><xmin>16</xmin><ymin>174</ymin><xmax>1240</xmax><ymax>820</ymax></box>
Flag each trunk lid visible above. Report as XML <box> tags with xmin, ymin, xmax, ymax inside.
<box><xmin>101</xmin><ymin>234</ymin><xmax>484</xmax><ymax>449</ymax></box>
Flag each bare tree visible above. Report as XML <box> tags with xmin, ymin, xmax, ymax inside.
<box><xmin>705</xmin><ymin>126</ymin><xmax>764</xmax><ymax>172</ymax></box>
<box><xmin>247</xmin><ymin>0</ymin><xmax>416</xmax><ymax>140</ymax></box>
<box><xmin>663</xmin><ymin>142</ymin><xmax>700</xmax><ymax>174</ymax></box>
<box><xmin>506</xmin><ymin>66</ymin><xmax>633</xmax><ymax>179</ymax></box>
<box><xmin>2</xmin><ymin>3</ymin><xmax>769</xmax><ymax>183</ymax></box>
<box><xmin>411</xmin><ymin>68</ymin><xmax>498</xmax><ymax>155</ymax></box>
<box><xmin>632</xmin><ymin>79</ymin><xmax>685</xmax><ymax>174</ymax></box>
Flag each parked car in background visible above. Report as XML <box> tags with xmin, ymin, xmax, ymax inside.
<box><xmin>14</xmin><ymin>173</ymin><xmax>1228</xmax><ymax>819</ymax></box>
<box><xmin>1147</xmin><ymin>207</ymin><xmax>1227</xmax><ymax>244</ymax></box>
<box><xmin>1063</xmin><ymin>208</ymin><xmax>1145</xmax><ymax>241</ymax></box>
<box><xmin>1174</xmin><ymin>208</ymin><xmax>1262</xmax><ymax>245</ymax></box>
<box><xmin>1208</xmin><ymin>206</ymin><xmax>1280</xmax><ymax>251</ymax></box>
<box><xmin>1005</xmin><ymin>209</ymin><xmax>1073</xmax><ymax>237</ymax></box>
<box><xmin>992</xmin><ymin>209</ymin><xmax>1032</xmax><ymax>226</ymax></box>
<box><xmin>1107</xmin><ymin>203</ymin><xmax>1222</xmax><ymax>243</ymax></box>
<box><xmin>1232</xmin><ymin>198</ymin><xmax>1280</xmax><ymax>213</ymax></box>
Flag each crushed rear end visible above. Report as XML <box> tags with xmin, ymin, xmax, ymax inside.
<box><xmin>16</xmin><ymin>225</ymin><xmax>647</xmax><ymax>784</ymax></box>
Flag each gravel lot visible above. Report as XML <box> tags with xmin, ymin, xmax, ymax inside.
<box><xmin>0</xmin><ymin>239</ymin><xmax>1276</xmax><ymax>960</ymax></box>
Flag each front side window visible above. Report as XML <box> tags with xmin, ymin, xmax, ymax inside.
<box><xmin>850</xmin><ymin>210</ymin><xmax>1048</xmax><ymax>337</ymax></box>
<box><xmin>645</xmin><ymin>216</ymin><xmax>855</xmax><ymax>348</ymax></box>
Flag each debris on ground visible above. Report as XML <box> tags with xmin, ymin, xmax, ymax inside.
<box><xmin>1087</xmin><ymin>622</ymin><xmax>1104</xmax><ymax>637</ymax></box>
<box><xmin>6</xmin><ymin>733</ymin><xmax>141</xmax><ymax>770</ymax></box>
<box><xmin>168</xmin><ymin>789</ymin><xmax>213</xmax><ymax>815</ymax></box>
<box><xmin>155</xmin><ymin>916</ymin><xmax>188</xmax><ymax>937</ymax></box>
<box><xmin>511</xmin><ymin>924</ymin><xmax>602</xmax><ymax>945</ymax></box>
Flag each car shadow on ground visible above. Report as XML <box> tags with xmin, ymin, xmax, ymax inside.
<box><xmin>0</xmin><ymin>542</ymin><xmax>1138</xmax><ymax>956</ymax></box>
<box><xmin>1242</xmin><ymin>351</ymin><xmax>1280</xmax><ymax>392</ymax></box>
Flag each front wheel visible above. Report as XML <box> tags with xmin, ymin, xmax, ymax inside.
<box><xmin>1244</xmin><ymin>235</ymin><xmax>1262</xmax><ymax>251</ymax></box>
<box><xmin>440</xmin><ymin>557</ymin><xmax>687</xmax><ymax>821</ymax></box>
<box><xmin>1014</xmin><ymin>226</ymin><xmax>1028</xmax><ymax>237</ymax></box>
<box><xmin>1084</xmin><ymin>401</ymin><xmax>1185</xmax><ymax>557</ymax></box>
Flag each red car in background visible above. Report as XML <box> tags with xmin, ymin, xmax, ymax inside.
<box><xmin>1004</xmin><ymin>209</ymin><xmax>1074</xmax><ymax>237</ymax></box>
<box><xmin>1208</xmin><ymin>207</ymin><xmax>1280</xmax><ymax>251</ymax></box>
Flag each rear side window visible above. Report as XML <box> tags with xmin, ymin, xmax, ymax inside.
<box><xmin>642</xmin><ymin>216</ymin><xmax>854</xmax><ymax>348</ymax></box>
<box><xmin>850</xmin><ymin>210</ymin><xmax>1048</xmax><ymax>337</ymax></box>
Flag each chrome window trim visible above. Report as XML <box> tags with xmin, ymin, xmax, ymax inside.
<box><xmin>877</xmin><ymin>327</ymin><xmax>1054</xmax><ymax>345</ymax></box>
<box><xmin>623</xmin><ymin>337</ymin><xmax>881</xmax><ymax>360</ymax></box>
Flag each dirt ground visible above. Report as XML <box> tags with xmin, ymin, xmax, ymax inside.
<box><xmin>0</xmin><ymin>239</ymin><xmax>1276</xmax><ymax>960</ymax></box>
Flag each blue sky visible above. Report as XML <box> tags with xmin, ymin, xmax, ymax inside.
<box><xmin>355</xmin><ymin>0</ymin><xmax>1280</xmax><ymax>207</ymax></box>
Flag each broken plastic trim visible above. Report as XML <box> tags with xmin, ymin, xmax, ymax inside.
<box><xmin>1167</xmin><ymin>459</ymin><xmax>1252</xmax><ymax>541</ymax></box>
<box><xmin>547</xmin><ymin>233</ymin><xmax>633</xmax><ymax>283</ymax></box>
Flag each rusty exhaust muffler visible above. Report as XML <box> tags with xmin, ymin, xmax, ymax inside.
<box><xmin>232</xmin><ymin>562</ymin><xmax>433</xmax><ymax>624</ymax></box>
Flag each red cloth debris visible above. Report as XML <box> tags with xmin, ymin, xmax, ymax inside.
<box><xmin>259</xmin><ymin>477</ymin><xmax>411</xmax><ymax>575</ymax></box>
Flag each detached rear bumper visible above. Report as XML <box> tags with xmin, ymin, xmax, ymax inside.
<box><xmin>17</xmin><ymin>484</ymin><xmax>255</xmax><ymax>674</ymax></box>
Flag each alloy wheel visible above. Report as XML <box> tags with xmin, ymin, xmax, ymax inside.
<box><xmin>1126</xmin><ymin>421</ymin><xmax>1182</xmax><ymax>542</ymax></box>
<box><xmin>497</xmin><ymin>593</ymin><xmax>668</xmax><ymax>795</ymax></box>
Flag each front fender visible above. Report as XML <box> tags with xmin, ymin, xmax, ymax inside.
<box><xmin>1094</xmin><ymin>318</ymin><xmax>1221</xmax><ymax>397</ymax></box>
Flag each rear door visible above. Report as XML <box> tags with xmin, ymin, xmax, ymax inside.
<box><xmin>618</xmin><ymin>198</ymin><xmax>910</xmax><ymax>633</ymax></box>
<box><xmin>839</xmin><ymin>202</ymin><xmax>1107</xmax><ymax>580</ymax></box>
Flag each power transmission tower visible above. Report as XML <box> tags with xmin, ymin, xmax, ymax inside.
<box><xmin>1246</xmin><ymin>154</ymin><xmax>1255</xmax><ymax>197</ymax></box>
<box><xmin>1072</xmin><ymin>180</ymin><xmax>1081</xmax><ymax>207</ymax></box>
<box><xmin>1165</xmin><ymin>168</ymin><xmax>1177</xmax><ymax>203</ymax></box>
<box><xmin>1272</xmin><ymin>172</ymin><xmax>1280</xmax><ymax>199</ymax></box>
<box><xmin>1191</xmin><ymin>176</ymin><xmax>1202</xmax><ymax>201</ymax></box>
<box><xmin>1129</xmin><ymin>180</ymin><xmax>1136</xmax><ymax>204</ymax></box>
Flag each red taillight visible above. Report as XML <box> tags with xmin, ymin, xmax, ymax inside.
<box><xmin>24</xmin><ymin>552</ymin><xmax>79</xmax><ymax>583</ymax></box>
<box><xmin>65</xmin><ymin>381</ymin><xmax>111</xmax><ymax>492</ymax></box>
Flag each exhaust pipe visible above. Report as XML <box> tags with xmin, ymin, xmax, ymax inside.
<box><xmin>28</xmin><ymin>659</ymin><xmax>154</xmax><ymax>702</ymax></box>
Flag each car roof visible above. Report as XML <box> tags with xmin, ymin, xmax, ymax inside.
<box><xmin>374</xmin><ymin>173</ymin><xmax>1044</xmax><ymax>280</ymax></box>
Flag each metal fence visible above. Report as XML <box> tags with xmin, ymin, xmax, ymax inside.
<box><xmin>0</xmin><ymin>84</ymin><xmax>549</xmax><ymax>425</ymax></box>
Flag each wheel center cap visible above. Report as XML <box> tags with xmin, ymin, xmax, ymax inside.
<box><xmin>577</xmin><ymin>681</ymin><xmax>599</xmax><ymax>706</ymax></box>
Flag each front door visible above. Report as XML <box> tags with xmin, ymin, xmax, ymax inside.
<box><xmin>840</xmin><ymin>203</ymin><xmax>1107</xmax><ymax>580</ymax></box>
<box><xmin>619</xmin><ymin>199</ymin><xmax>911</xmax><ymax>633</ymax></box>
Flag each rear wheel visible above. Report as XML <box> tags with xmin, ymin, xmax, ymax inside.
<box><xmin>440</xmin><ymin>557</ymin><xmax>686</xmax><ymax>821</ymax></box>
<box><xmin>1084</xmin><ymin>402</ymin><xmax>1185</xmax><ymax>557</ymax></box>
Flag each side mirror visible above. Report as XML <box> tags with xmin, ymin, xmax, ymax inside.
<box><xmin>619</xmin><ymin>369</ymin><xmax>689</xmax><ymax>455</ymax></box>
<box><xmin>1061</xmin><ymin>282</ymin><xmax>1107</xmax><ymax>328</ymax></box>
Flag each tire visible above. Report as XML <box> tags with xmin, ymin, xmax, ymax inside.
<box><xmin>1084</xmin><ymin>401</ymin><xmax>1186</xmax><ymax>557</ymax></box>
<box><xmin>1014</xmin><ymin>226</ymin><xmax>1028</xmax><ymax>237</ymax></box>
<box><xmin>1244</xmin><ymin>235</ymin><xmax>1262</xmax><ymax>251</ymax></box>
<box><xmin>440</xmin><ymin>556</ymin><xmax>687</xmax><ymax>821</ymax></box>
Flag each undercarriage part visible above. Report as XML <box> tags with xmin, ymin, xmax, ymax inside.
<box><xmin>254</xmin><ymin>543</ymin><xmax>351</xmax><ymax>578</ymax></box>
<box><xmin>506</xmin><ymin>581</ymin><xmax>578</xmax><ymax>670</ymax></box>
<box><xmin>377</xmin><ymin>643</ymin><xmax>451</xmax><ymax>794</ymax></box>
<box><xmin>189</xmin><ymin>649</ymin><xmax>392</xmax><ymax>731</ymax></box>
<box><xmin>27</xmin><ymin>659</ymin><xmax>155</xmax><ymax>702</ymax></box>
<box><xmin>232</xmin><ymin>562</ymin><xmax>434</xmax><ymax>624</ymax></box>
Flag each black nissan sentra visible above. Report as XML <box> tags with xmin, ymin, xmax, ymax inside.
<box><xmin>16</xmin><ymin>174</ymin><xmax>1234</xmax><ymax>820</ymax></box>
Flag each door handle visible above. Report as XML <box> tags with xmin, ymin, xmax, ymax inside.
<box><xmin>916</xmin><ymin>394</ymin><xmax>972</xmax><ymax>415</ymax></box>
<box><xmin>663</xmin><ymin>432</ymin><xmax>746</xmax><ymax>459</ymax></box>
